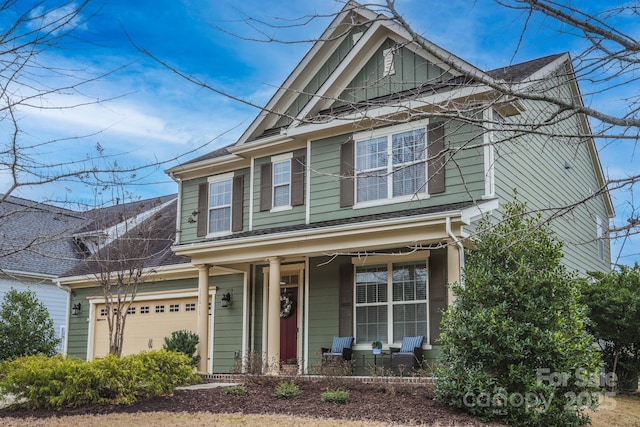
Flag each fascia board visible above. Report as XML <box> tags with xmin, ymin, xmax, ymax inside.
<box><xmin>1</xmin><ymin>270</ymin><xmax>57</xmax><ymax>281</ymax></box>
<box><xmin>173</xmin><ymin>209</ymin><xmax>470</xmax><ymax>259</ymax></box>
<box><xmin>166</xmin><ymin>154</ymin><xmax>250</xmax><ymax>180</ymax></box>
<box><xmin>235</xmin><ymin>4</ymin><xmax>364</xmax><ymax>146</ymax></box>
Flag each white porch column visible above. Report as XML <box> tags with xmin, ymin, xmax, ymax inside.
<box><xmin>196</xmin><ymin>264</ymin><xmax>211</xmax><ymax>373</ymax></box>
<box><xmin>266</xmin><ymin>257</ymin><xmax>282</xmax><ymax>374</ymax></box>
<box><xmin>446</xmin><ymin>242</ymin><xmax>460</xmax><ymax>304</ymax></box>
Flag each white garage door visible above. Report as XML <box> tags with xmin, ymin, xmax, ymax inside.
<box><xmin>93</xmin><ymin>296</ymin><xmax>200</xmax><ymax>358</ymax></box>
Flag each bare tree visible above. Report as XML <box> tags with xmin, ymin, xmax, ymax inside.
<box><xmin>77</xmin><ymin>193</ymin><xmax>176</xmax><ymax>357</ymax></box>
<box><xmin>138</xmin><ymin>0</ymin><xmax>639</xmax><ymax>262</ymax></box>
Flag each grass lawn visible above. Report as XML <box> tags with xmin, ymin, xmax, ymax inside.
<box><xmin>589</xmin><ymin>394</ymin><xmax>640</xmax><ymax>427</ymax></box>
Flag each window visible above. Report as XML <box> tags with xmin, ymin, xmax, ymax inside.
<box><xmin>596</xmin><ymin>216</ymin><xmax>605</xmax><ymax>261</ymax></box>
<box><xmin>355</xmin><ymin>127</ymin><xmax>426</xmax><ymax>203</ymax></box>
<box><xmin>355</xmin><ymin>261</ymin><xmax>428</xmax><ymax>344</ymax></box>
<box><xmin>185</xmin><ymin>303</ymin><xmax>196</xmax><ymax>312</ymax></box>
<box><xmin>169</xmin><ymin>304</ymin><xmax>180</xmax><ymax>312</ymax></box>
<box><xmin>155</xmin><ymin>305</ymin><xmax>165</xmax><ymax>313</ymax></box>
<box><xmin>126</xmin><ymin>306</ymin><xmax>136</xmax><ymax>315</ymax></box>
<box><xmin>140</xmin><ymin>306</ymin><xmax>150</xmax><ymax>314</ymax></box>
<box><xmin>100</xmin><ymin>308</ymin><xmax>107</xmax><ymax>316</ymax></box>
<box><xmin>208</xmin><ymin>174</ymin><xmax>233</xmax><ymax>235</ymax></box>
<box><xmin>272</xmin><ymin>159</ymin><xmax>291</xmax><ymax>208</ymax></box>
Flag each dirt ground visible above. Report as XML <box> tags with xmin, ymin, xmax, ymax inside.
<box><xmin>2</xmin><ymin>377</ymin><xmax>636</xmax><ymax>427</ymax></box>
<box><xmin>0</xmin><ymin>377</ymin><xmax>503</xmax><ymax>426</ymax></box>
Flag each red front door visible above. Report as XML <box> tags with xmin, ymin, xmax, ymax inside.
<box><xmin>280</xmin><ymin>287</ymin><xmax>298</xmax><ymax>363</ymax></box>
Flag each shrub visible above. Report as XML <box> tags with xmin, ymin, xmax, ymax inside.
<box><xmin>0</xmin><ymin>289</ymin><xmax>60</xmax><ymax>361</ymax></box>
<box><xmin>0</xmin><ymin>350</ymin><xmax>200</xmax><ymax>409</ymax></box>
<box><xmin>274</xmin><ymin>381</ymin><xmax>300</xmax><ymax>399</ymax></box>
<box><xmin>221</xmin><ymin>385</ymin><xmax>248</xmax><ymax>396</ymax></box>
<box><xmin>321</xmin><ymin>389</ymin><xmax>349</xmax><ymax>404</ymax></box>
<box><xmin>435</xmin><ymin>199</ymin><xmax>601</xmax><ymax>427</ymax></box>
<box><xmin>163</xmin><ymin>330</ymin><xmax>200</xmax><ymax>367</ymax></box>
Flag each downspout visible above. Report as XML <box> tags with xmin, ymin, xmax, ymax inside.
<box><xmin>446</xmin><ymin>216</ymin><xmax>465</xmax><ymax>286</ymax></box>
<box><xmin>56</xmin><ymin>281</ymin><xmax>72</xmax><ymax>356</ymax></box>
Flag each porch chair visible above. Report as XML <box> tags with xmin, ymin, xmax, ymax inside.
<box><xmin>321</xmin><ymin>336</ymin><xmax>354</xmax><ymax>364</ymax></box>
<box><xmin>390</xmin><ymin>336</ymin><xmax>424</xmax><ymax>370</ymax></box>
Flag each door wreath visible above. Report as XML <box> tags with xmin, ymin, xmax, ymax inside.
<box><xmin>280</xmin><ymin>292</ymin><xmax>295</xmax><ymax>318</ymax></box>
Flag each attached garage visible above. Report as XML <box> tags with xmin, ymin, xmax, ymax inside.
<box><xmin>92</xmin><ymin>294</ymin><xmax>203</xmax><ymax>358</ymax></box>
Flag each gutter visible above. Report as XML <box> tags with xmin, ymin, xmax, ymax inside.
<box><xmin>446</xmin><ymin>216</ymin><xmax>465</xmax><ymax>286</ymax></box>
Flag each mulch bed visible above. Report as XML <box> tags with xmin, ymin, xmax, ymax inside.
<box><xmin>0</xmin><ymin>377</ymin><xmax>500</xmax><ymax>426</ymax></box>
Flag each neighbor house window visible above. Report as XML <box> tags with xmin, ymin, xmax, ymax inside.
<box><xmin>208</xmin><ymin>173</ymin><xmax>233</xmax><ymax>235</ymax></box>
<box><xmin>354</xmin><ymin>261</ymin><xmax>428</xmax><ymax>344</ymax></box>
<box><xmin>272</xmin><ymin>154</ymin><xmax>292</xmax><ymax>209</ymax></box>
<box><xmin>355</xmin><ymin>126</ymin><xmax>426</xmax><ymax>203</ymax></box>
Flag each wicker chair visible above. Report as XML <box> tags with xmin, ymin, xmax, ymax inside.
<box><xmin>390</xmin><ymin>336</ymin><xmax>424</xmax><ymax>370</ymax></box>
<box><xmin>321</xmin><ymin>336</ymin><xmax>354</xmax><ymax>364</ymax></box>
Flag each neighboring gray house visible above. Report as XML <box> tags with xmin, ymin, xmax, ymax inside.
<box><xmin>0</xmin><ymin>196</ymin><xmax>87</xmax><ymax>352</ymax></box>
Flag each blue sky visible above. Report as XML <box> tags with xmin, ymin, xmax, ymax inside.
<box><xmin>2</xmin><ymin>0</ymin><xmax>638</xmax><ymax>265</ymax></box>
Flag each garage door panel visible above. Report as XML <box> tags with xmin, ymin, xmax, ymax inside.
<box><xmin>93</xmin><ymin>296</ymin><xmax>200</xmax><ymax>358</ymax></box>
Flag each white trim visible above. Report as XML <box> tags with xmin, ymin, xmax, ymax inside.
<box><xmin>303</xmin><ymin>257</ymin><xmax>310</xmax><ymax>373</ymax></box>
<box><xmin>175</xmin><ymin>177</ymin><xmax>183</xmax><ymax>244</ymax></box>
<box><xmin>209</xmin><ymin>288</ymin><xmax>216</xmax><ymax>373</ymax></box>
<box><xmin>460</xmin><ymin>199</ymin><xmax>499</xmax><ymax>224</ymax></box>
<box><xmin>353</xmin><ymin>193</ymin><xmax>430</xmax><ymax>210</ymax></box>
<box><xmin>483</xmin><ymin>108</ymin><xmax>495</xmax><ymax>199</ymax></box>
<box><xmin>241</xmin><ymin>270</ymin><xmax>249</xmax><ymax>372</ymax></box>
<box><xmin>305</xmin><ymin>140</ymin><xmax>311</xmax><ymax>225</ymax></box>
<box><xmin>351</xmin><ymin>251</ymin><xmax>430</xmax><ymax>266</ymax></box>
<box><xmin>249</xmin><ymin>157</ymin><xmax>255</xmax><ymax>231</ymax></box>
<box><xmin>271</xmin><ymin>152</ymin><xmax>293</xmax><ymax>162</ymax></box>
<box><xmin>207</xmin><ymin>172</ymin><xmax>234</xmax><ymax>183</ymax></box>
<box><xmin>353</xmin><ymin>119</ymin><xmax>430</xmax><ymax>141</ymax></box>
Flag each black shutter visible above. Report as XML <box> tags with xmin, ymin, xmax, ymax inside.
<box><xmin>427</xmin><ymin>122</ymin><xmax>446</xmax><ymax>194</ymax></box>
<box><xmin>339</xmin><ymin>139</ymin><xmax>355</xmax><ymax>208</ymax></box>
<box><xmin>260</xmin><ymin>163</ymin><xmax>272</xmax><ymax>211</ymax></box>
<box><xmin>339</xmin><ymin>262</ymin><xmax>354</xmax><ymax>337</ymax></box>
<box><xmin>196</xmin><ymin>183</ymin><xmax>208</xmax><ymax>237</ymax></box>
<box><xmin>232</xmin><ymin>175</ymin><xmax>244</xmax><ymax>232</ymax></box>
<box><xmin>291</xmin><ymin>155</ymin><xmax>305</xmax><ymax>206</ymax></box>
<box><xmin>428</xmin><ymin>250</ymin><xmax>447</xmax><ymax>345</ymax></box>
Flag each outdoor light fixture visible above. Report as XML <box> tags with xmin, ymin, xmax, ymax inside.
<box><xmin>220</xmin><ymin>293</ymin><xmax>232</xmax><ymax>308</ymax></box>
<box><xmin>71</xmin><ymin>302</ymin><xmax>81</xmax><ymax>316</ymax></box>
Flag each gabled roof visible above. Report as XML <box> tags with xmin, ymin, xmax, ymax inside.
<box><xmin>0</xmin><ymin>195</ymin><xmax>88</xmax><ymax>277</ymax></box>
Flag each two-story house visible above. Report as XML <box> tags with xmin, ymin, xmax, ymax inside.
<box><xmin>61</xmin><ymin>1</ymin><xmax>613</xmax><ymax>375</ymax></box>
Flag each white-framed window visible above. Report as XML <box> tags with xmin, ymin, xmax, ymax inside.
<box><xmin>208</xmin><ymin>173</ymin><xmax>233</xmax><ymax>235</ymax></box>
<box><xmin>354</xmin><ymin>260</ymin><xmax>428</xmax><ymax>345</ymax></box>
<box><xmin>272</xmin><ymin>153</ymin><xmax>292</xmax><ymax>209</ymax></box>
<box><xmin>355</xmin><ymin>124</ymin><xmax>427</xmax><ymax>204</ymax></box>
<box><xmin>596</xmin><ymin>216</ymin><xmax>605</xmax><ymax>261</ymax></box>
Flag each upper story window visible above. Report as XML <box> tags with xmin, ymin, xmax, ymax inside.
<box><xmin>208</xmin><ymin>173</ymin><xmax>233</xmax><ymax>235</ymax></box>
<box><xmin>356</xmin><ymin>128</ymin><xmax>426</xmax><ymax>203</ymax></box>
<box><xmin>272</xmin><ymin>155</ymin><xmax>292</xmax><ymax>209</ymax></box>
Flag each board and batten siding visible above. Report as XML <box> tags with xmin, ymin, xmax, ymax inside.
<box><xmin>308</xmin><ymin>120</ymin><xmax>485</xmax><ymax>223</ymax></box>
<box><xmin>493</xmin><ymin>70</ymin><xmax>611</xmax><ymax>275</ymax></box>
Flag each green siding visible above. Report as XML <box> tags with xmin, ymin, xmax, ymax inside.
<box><xmin>212</xmin><ymin>273</ymin><xmax>245</xmax><ymax>373</ymax></box>
<box><xmin>494</xmin><ymin>70</ymin><xmax>611</xmax><ymax>275</ymax></box>
<box><xmin>336</xmin><ymin>39</ymin><xmax>453</xmax><ymax>106</ymax></box>
<box><xmin>179</xmin><ymin>169</ymin><xmax>249</xmax><ymax>244</ymax></box>
<box><xmin>307</xmin><ymin>256</ymin><xmax>343</xmax><ymax>368</ymax></box>
<box><xmin>251</xmin><ymin>150</ymin><xmax>307</xmax><ymax>229</ymax></box>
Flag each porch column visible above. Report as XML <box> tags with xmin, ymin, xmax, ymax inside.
<box><xmin>446</xmin><ymin>242</ymin><xmax>460</xmax><ymax>304</ymax></box>
<box><xmin>196</xmin><ymin>264</ymin><xmax>211</xmax><ymax>373</ymax></box>
<box><xmin>266</xmin><ymin>256</ymin><xmax>282</xmax><ymax>374</ymax></box>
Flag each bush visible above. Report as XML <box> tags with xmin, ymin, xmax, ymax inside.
<box><xmin>435</xmin><ymin>199</ymin><xmax>601</xmax><ymax>427</ymax></box>
<box><xmin>274</xmin><ymin>381</ymin><xmax>300</xmax><ymax>399</ymax></box>
<box><xmin>163</xmin><ymin>330</ymin><xmax>200</xmax><ymax>367</ymax></box>
<box><xmin>0</xmin><ymin>289</ymin><xmax>60</xmax><ymax>361</ymax></box>
<box><xmin>0</xmin><ymin>350</ymin><xmax>200</xmax><ymax>409</ymax></box>
<box><xmin>321</xmin><ymin>389</ymin><xmax>349</xmax><ymax>404</ymax></box>
<box><xmin>221</xmin><ymin>385</ymin><xmax>248</xmax><ymax>396</ymax></box>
